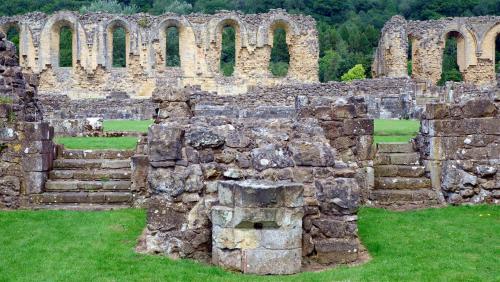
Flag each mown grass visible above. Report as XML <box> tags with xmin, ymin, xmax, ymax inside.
<box><xmin>55</xmin><ymin>119</ymin><xmax>420</xmax><ymax>149</ymax></box>
<box><xmin>0</xmin><ymin>205</ymin><xmax>498</xmax><ymax>281</ymax></box>
<box><xmin>54</xmin><ymin>137</ymin><xmax>139</xmax><ymax>150</ymax></box>
<box><xmin>374</xmin><ymin>119</ymin><xmax>420</xmax><ymax>143</ymax></box>
<box><xmin>103</xmin><ymin>119</ymin><xmax>153</xmax><ymax>133</ymax></box>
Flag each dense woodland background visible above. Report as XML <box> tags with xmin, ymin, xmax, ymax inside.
<box><xmin>1</xmin><ymin>0</ymin><xmax>500</xmax><ymax>83</ymax></box>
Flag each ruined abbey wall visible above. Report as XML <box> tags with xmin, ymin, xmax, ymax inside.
<box><xmin>0</xmin><ymin>32</ymin><xmax>55</xmax><ymax>208</ymax></box>
<box><xmin>0</xmin><ymin>10</ymin><xmax>318</xmax><ymax>98</ymax></box>
<box><xmin>373</xmin><ymin>15</ymin><xmax>500</xmax><ymax>87</ymax></box>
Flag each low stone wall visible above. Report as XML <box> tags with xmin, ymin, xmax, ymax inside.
<box><xmin>40</xmin><ymin>92</ymin><xmax>157</xmax><ymax>120</ymax></box>
<box><xmin>418</xmin><ymin>99</ymin><xmax>500</xmax><ymax>204</ymax></box>
<box><xmin>139</xmin><ymin>86</ymin><xmax>372</xmax><ymax>271</ymax></box>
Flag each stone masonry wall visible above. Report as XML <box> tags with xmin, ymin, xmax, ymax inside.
<box><xmin>0</xmin><ymin>32</ymin><xmax>55</xmax><ymax>209</ymax></box>
<box><xmin>373</xmin><ymin>15</ymin><xmax>500</xmax><ymax>87</ymax></box>
<box><xmin>0</xmin><ymin>9</ymin><xmax>318</xmax><ymax>97</ymax></box>
<box><xmin>139</xmin><ymin>85</ymin><xmax>372</xmax><ymax>270</ymax></box>
<box><xmin>417</xmin><ymin>99</ymin><xmax>500</xmax><ymax>204</ymax></box>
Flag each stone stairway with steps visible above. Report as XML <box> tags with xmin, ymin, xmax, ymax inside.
<box><xmin>369</xmin><ymin>142</ymin><xmax>442</xmax><ymax>210</ymax></box>
<box><xmin>30</xmin><ymin>148</ymin><xmax>135</xmax><ymax>210</ymax></box>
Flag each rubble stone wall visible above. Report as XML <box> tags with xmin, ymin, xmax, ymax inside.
<box><xmin>0</xmin><ymin>32</ymin><xmax>55</xmax><ymax>209</ymax></box>
<box><xmin>373</xmin><ymin>15</ymin><xmax>500</xmax><ymax>87</ymax></box>
<box><xmin>140</xmin><ymin>86</ymin><xmax>372</xmax><ymax>270</ymax></box>
<box><xmin>0</xmin><ymin>9</ymin><xmax>318</xmax><ymax>97</ymax></box>
<box><xmin>417</xmin><ymin>99</ymin><xmax>500</xmax><ymax>204</ymax></box>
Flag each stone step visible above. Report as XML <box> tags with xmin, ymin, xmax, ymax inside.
<box><xmin>374</xmin><ymin>177</ymin><xmax>431</xmax><ymax>190</ymax></box>
<box><xmin>54</xmin><ymin>159</ymin><xmax>131</xmax><ymax>170</ymax></box>
<box><xmin>377</xmin><ymin>142</ymin><xmax>415</xmax><ymax>153</ymax></box>
<box><xmin>30</xmin><ymin>192</ymin><xmax>132</xmax><ymax>204</ymax></box>
<box><xmin>369</xmin><ymin>189</ymin><xmax>442</xmax><ymax>210</ymax></box>
<box><xmin>58</xmin><ymin>149</ymin><xmax>135</xmax><ymax>160</ymax></box>
<box><xmin>375</xmin><ymin>152</ymin><xmax>420</xmax><ymax>165</ymax></box>
<box><xmin>49</xmin><ymin>169</ymin><xmax>131</xmax><ymax>181</ymax></box>
<box><xmin>374</xmin><ymin>165</ymin><xmax>425</xmax><ymax>178</ymax></box>
<box><xmin>30</xmin><ymin>203</ymin><xmax>132</xmax><ymax>211</ymax></box>
<box><xmin>45</xmin><ymin>180</ymin><xmax>131</xmax><ymax>192</ymax></box>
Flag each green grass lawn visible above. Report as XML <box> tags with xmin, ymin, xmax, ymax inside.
<box><xmin>374</xmin><ymin>119</ymin><xmax>420</xmax><ymax>143</ymax></box>
<box><xmin>0</xmin><ymin>205</ymin><xmax>498</xmax><ymax>281</ymax></box>
<box><xmin>103</xmin><ymin>120</ymin><xmax>153</xmax><ymax>133</ymax></box>
<box><xmin>55</xmin><ymin>137</ymin><xmax>139</xmax><ymax>150</ymax></box>
<box><xmin>55</xmin><ymin>119</ymin><xmax>420</xmax><ymax>149</ymax></box>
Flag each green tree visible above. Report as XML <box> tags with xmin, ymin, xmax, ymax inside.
<box><xmin>151</xmin><ymin>0</ymin><xmax>192</xmax><ymax>15</ymax></box>
<box><xmin>341</xmin><ymin>64</ymin><xmax>366</xmax><ymax>82</ymax></box>
<box><xmin>80</xmin><ymin>0</ymin><xmax>138</xmax><ymax>14</ymax></box>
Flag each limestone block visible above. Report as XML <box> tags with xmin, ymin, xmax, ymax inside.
<box><xmin>186</xmin><ymin>128</ymin><xmax>224</xmax><ymax>149</ymax></box>
<box><xmin>23</xmin><ymin>122</ymin><xmax>52</xmax><ymax>141</ymax></box>
<box><xmin>22</xmin><ymin>140</ymin><xmax>53</xmax><ymax>154</ymax></box>
<box><xmin>242</xmin><ymin>248</ymin><xmax>302</xmax><ymax>275</ymax></box>
<box><xmin>220</xmin><ymin>180</ymin><xmax>303</xmax><ymax>208</ymax></box>
<box><xmin>342</xmin><ymin>119</ymin><xmax>374</xmax><ymax>136</ymax></box>
<box><xmin>148</xmin><ymin>124</ymin><xmax>183</xmax><ymax>161</ymax></box>
<box><xmin>312</xmin><ymin>217</ymin><xmax>357</xmax><ymax>239</ymax></box>
<box><xmin>24</xmin><ymin>171</ymin><xmax>47</xmax><ymax>194</ymax></box>
<box><xmin>212</xmin><ymin>247</ymin><xmax>241</xmax><ymax>271</ymax></box>
<box><xmin>313</xmin><ymin>238</ymin><xmax>359</xmax><ymax>264</ymax></box>
<box><xmin>22</xmin><ymin>153</ymin><xmax>52</xmax><ymax>172</ymax></box>
<box><xmin>315</xmin><ymin>178</ymin><xmax>360</xmax><ymax>215</ymax></box>
<box><xmin>260</xmin><ymin>227</ymin><xmax>302</xmax><ymax>249</ymax></box>
<box><xmin>288</xmin><ymin>141</ymin><xmax>335</xmax><ymax>167</ymax></box>
<box><xmin>251</xmin><ymin>144</ymin><xmax>294</xmax><ymax>171</ymax></box>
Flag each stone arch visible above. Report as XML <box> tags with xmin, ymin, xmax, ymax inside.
<box><xmin>267</xmin><ymin>19</ymin><xmax>292</xmax><ymax>77</ymax></box>
<box><xmin>105</xmin><ymin>18</ymin><xmax>131</xmax><ymax>68</ymax></box>
<box><xmin>158</xmin><ymin>18</ymin><xmax>185</xmax><ymax>68</ymax></box>
<box><xmin>257</xmin><ymin>16</ymin><xmax>300</xmax><ymax>47</ymax></box>
<box><xmin>481</xmin><ymin>22</ymin><xmax>500</xmax><ymax>63</ymax></box>
<box><xmin>261</xmin><ymin>18</ymin><xmax>300</xmax><ymax>78</ymax></box>
<box><xmin>209</xmin><ymin>16</ymin><xmax>248</xmax><ymax>75</ymax></box>
<box><xmin>439</xmin><ymin>26</ymin><xmax>477</xmax><ymax>72</ymax></box>
<box><xmin>40</xmin><ymin>12</ymin><xmax>87</xmax><ymax>68</ymax></box>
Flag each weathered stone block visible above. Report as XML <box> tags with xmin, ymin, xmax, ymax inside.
<box><xmin>23</xmin><ymin>122</ymin><xmax>52</xmax><ymax>141</ymax></box>
<box><xmin>251</xmin><ymin>144</ymin><xmax>294</xmax><ymax>171</ymax></box>
<box><xmin>220</xmin><ymin>180</ymin><xmax>303</xmax><ymax>208</ymax></box>
<box><xmin>24</xmin><ymin>172</ymin><xmax>47</xmax><ymax>194</ymax></box>
<box><xmin>313</xmin><ymin>238</ymin><xmax>359</xmax><ymax>264</ymax></box>
<box><xmin>242</xmin><ymin>248</ymin><xmax>302</xmax><ymax>274</ymax></box>
<box><xmin>22</xmin><ymin>153</ymin><xmax>51</xmax><ymax>172</ymax></box>
<box><xmin>148</xmin><ymin>124</ymin><xmax>183</xmax><ymax>161</ymax></box>
<box><xmin>316</xmin><ymin>178</ymin><xmax>360</xmax><ymax>215</ymax></box>
<box><xmin>186</xmin><ymin>128</ymin><xmax>224</xmax><ymax>149</ymax></box>
<box><xmin>288</xmin><ymin>141</ymin><xmax>335</xmax><ymax>167</ymax></box>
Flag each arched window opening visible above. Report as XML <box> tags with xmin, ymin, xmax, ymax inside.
<box><xmin>269</xmin><ymin>27</ymin><xmax>290</xmax><ymax>77</ymax></box>
<box><xmin>407</xmin><ymin>37</ymin><xmax>413</xmax><ymax>77</ymax></box>
<box><xmin>166</xmin><ymin>26</ymin><xmax>180</xmax><ymax>67</ymax></box>
<box><xmin>220</xmin><ymin>25</ymin><xmax>235</xmax><ymax>76</ymax></box>
<box><xmin>112</xmin><ymin>26</ymin><xmax>126</xmax><ymax>67</ymax></box>
<box><xmin>59</xmin><ymin>26</ymin><xmax>73</xmax><ymax>67</ymax></box>
<box><xmin>495</xmin><ymin>34</ymin><xmax>500</xmax><ymax>75</ymax></box>
<box><xmin>438</xmin><ymin>31</ymin><xmax>463</xmax><ymax>85</ymax></box>
<box><xmin>6</xmin><ymin>26</ymin><xmax>20</xmax><ymax>59</ymax></box>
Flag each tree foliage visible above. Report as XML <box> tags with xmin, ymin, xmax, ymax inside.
<box><xmin>2</xmin><ymin>0</ymin><xmax>499</xmax><ymax>82</ymax></box>
<box><xmin>341</xmin><ymin>64</ymin><xmax>366</xmax><ymax>82</ymax></box>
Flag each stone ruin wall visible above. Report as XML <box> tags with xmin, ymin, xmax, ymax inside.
<box><xmin>138</xmin><ymin>85</ymin><xmax>373</xmax><ymax>271</ymax></box>
<box><xmin>0</xmin><ymin>32</ymin><xmax>55</xmax><ymax>209</ymax></box>
<box><xmin>417</xmin><ymin>99</ymin><xmax>500</xmax><ymax>204</ymax></box>
<box><xmin>373</xmin><ymin>15</ymin><xmax>500</xmax><ymax>87</ymax></box>
<box><xmin>0</xmin><ymin>10</ymin><xmax>318</xmax><ymax>98</ymax></box>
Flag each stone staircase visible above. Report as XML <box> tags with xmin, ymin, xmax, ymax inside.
<box><xmin>369</xmin><ymin>142</ymin><xmax>442</xmax><ymax>210</ymax></box>
<box><xmin>30</xmin><ymin>148</ymin><xmax>135</xmax><ymax>210</ymax></box>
